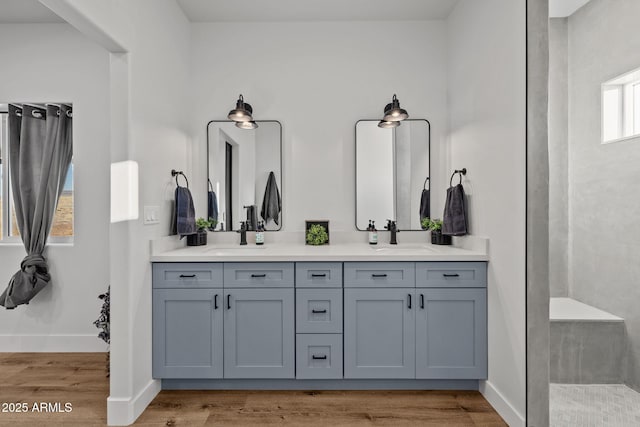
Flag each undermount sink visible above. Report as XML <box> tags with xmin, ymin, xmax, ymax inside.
<box><xmin>204</xmin><ymin>245</ymin><xmax>267</xmax><ymax>252</ymax></box>
<box><xmin>370</xmin><ymin>243</ymin><xmax>434</xmax><ymax>251</ymax></box>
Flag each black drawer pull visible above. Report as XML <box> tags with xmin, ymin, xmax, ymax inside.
<box><xmin>371</xmin><ymin>273</ymin><xmax>388</xmax><ymax>278</ymax></box>
<box><xmin>407</xmin><ymin>294</ymin><xmax>412</xmax><ymax>309</ymax></box>
<box><xmin>443</xmin><ymin>273</ymin><xmax>460</xmax><ymax>278</ymax></box>
<box><xmin>311</xmin><ymin>273</ymin><xmax>327</xmax><ymax>278</ymax></box>
<box><xmin>420</xmin><ymin>294</ymin><xmax>424</xmax><ymax>309</ymax></box>
<box><xmin>214</xmin><ymin>294</ymin><xmax>219</xmax><ymax>310</ymax></box>
<box><xmin>227</xmin><ymin>294</ymin><xmax>231</xmax><ymax>310</ymax></box>
<box><xmin>179</xmin><ymin>274</ymin><xmax>196</xmax><ymax>278</ymax></box>
<box><xmin>312</xmin><ymin>355</ymin><xmax>327</xmax><ymax>360</ymax></box>
<box><xmin>312</xmin><ymin>309</ymin><xmax>327</xmax><ymax>314</ymax></box>
<box><xmin>251</xmin><ymin>273</ymin><xmax>267</xmax><ymax>278</ymax></box>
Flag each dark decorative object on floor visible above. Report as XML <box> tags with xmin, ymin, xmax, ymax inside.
<box><xmin>422</xmin><ymin>218</ymin><xmax>452</xmax><ymax>246</ymax></box>
<box><xmin>305</xmin><ymin>220</ymin><xmax>330</xmax><ymax>245</ymax></box>
<box><xmin>93</xmin><ymin>287</ymin><xmax>110</xmax><ymax>377</ymax></box>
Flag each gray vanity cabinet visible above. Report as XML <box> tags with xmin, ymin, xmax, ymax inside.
<box><xmin>223</xmin><ymin>288</ymin><xmax>295</xmax><ymax>378</ymax></box>
<box><xmin>152</xmin><ymin>288</ymin><xmax>223</xmax><ymax>378</ymax></box>
<box><xmin>344</xmin><ymin>288</ymin><xmax>416</xmax><ymax>378</ymax></box>
<box><xmin>415</xmin><ymin>288</ymin><xmax>487</xmax><ymax>379</ymax></box>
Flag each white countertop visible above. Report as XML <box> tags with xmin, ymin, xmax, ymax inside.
<box><xmin>150</xmin><ymin>242</ymin><xmax>488</xmax><ymax>262</ymax></box>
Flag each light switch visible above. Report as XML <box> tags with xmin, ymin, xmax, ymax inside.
<box><xmin>143</xmin><ymin>206</ymin><xmax>160</xmax><ymax>225</ymax></box>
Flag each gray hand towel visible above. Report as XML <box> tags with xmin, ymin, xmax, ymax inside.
<box><xmin>208</xmin><ymin>191</ymin><xmax>218</xmax><ymax>222</ymax></box>
<box><xmin>419</xmin><ymin>189</ymin><xmax>430</xmax><ymax>221</ymax></box>
<box><xmin>442</xmin><ymin>183</ymin><xmax>468</xmax><ymax>236</ymax></box>
<box><xmin>261</xmin><ymin>171</ymin><xmax>281</xmax><ymax>226</ymax></box>
<box><xmin>174</xmin><ymin>186</ymin><xmax>196</xmax><ymax>237</ymax></box>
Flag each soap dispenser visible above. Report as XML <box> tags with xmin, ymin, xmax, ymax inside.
<box><xmin>256</xmin><ymin>221</ymin><xmax>265</xmax><ymax>246</ymax></box>
<box><xmin>368</xmin><ymin>220</ymin><xmax>378</xmax><ymax>245</ymax></box>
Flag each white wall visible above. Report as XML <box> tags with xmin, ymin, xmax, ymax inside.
<box><xmin>447</xmin><ymin>1</ymin><xmax>527</xmax><ymax>425</ymax></box>
<box><xmin>189</xmin><ymin>21</ymin><xmax>449</xmax><ymax>232</ymax></box>
<box><xmin>42</xmin><ymin>1</ymin><xmax>193</xmax><ymax>425</ymax></box>
<box><xmin>0</xmin><ymin>23</ymin><xmax>110</xmax><ymax>352</ymax></box>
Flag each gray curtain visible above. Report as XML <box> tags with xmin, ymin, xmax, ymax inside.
<box><xmin>0</xmin><ymin>104</ymin><xmax>73</xmax><ymax>309</ymax></box>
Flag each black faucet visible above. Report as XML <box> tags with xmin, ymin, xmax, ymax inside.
<box><xmin>385</xmin><ymin>220</ymin><xmax>398</xmax><ymax>245</ymax></box>
<box><xmin>237</xmin><ymin>221</ymin><xmax>247</xmax><ymax>246</ymax></box>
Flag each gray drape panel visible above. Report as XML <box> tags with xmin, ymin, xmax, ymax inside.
<box><xmin>0</xmin><ymin>104</ymin><xmax>73</xmax><ymax>309</ymax></box>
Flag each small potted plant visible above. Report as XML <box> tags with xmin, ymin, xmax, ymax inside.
<box><xmin>306</xmin><ymin>223</ymin><xmax>329</xmax><ymax>246</ymax></box>
<box><xmin>187</xmin><ymin>218</ymin><xmax>214</xmax><ymax>246</ymax></box>
<box><xmin>421</xmin><ymin>218</ymin><xmax>452</xmax><ymax>246</ymax></box>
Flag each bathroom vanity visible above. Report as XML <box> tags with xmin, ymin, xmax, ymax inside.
<box><xmin>151</xmin><ymin>243</ymin><xmax>488</xmax><ymax>390</ymax></box>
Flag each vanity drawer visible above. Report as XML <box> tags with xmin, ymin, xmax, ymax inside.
<box><xmin>296</xmin><ymin>334</ymin><xmax>343</xmax><ymax>379</ymax></box>
<box><xmin>344</xmin><ymin>262</ymin><xmax>415</xmax><ymax>288</ymax></box>
<box><xmin>153</xmin><ymin>263</ymin><xmax>223</xmax><ymax>288</ymax></box>
<box><xmin>224</xmin><ymin>262</ymin><xmax>294</xmax><ymax>288</ymax></box>
<box><xmin>295</xmin><ymin>262</ymin><xmax>343</xmax><ymax>288</ymax></box>
<box><xmin>296</xmin><ymin>289</ymin><xmax>343</xmax><ymax>333</ymax></box>
<box><xmin>416</xmin><ymin>262</ymin><xmax>487</xmax><ymax>288</ymax></box>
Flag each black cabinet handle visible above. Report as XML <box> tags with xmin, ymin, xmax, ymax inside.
<box><xmin>312</xmin><ymin>309</ymin><xmax>327</xmax><ymax>314</ymax></box>
<box><xmin>372</xmin><ymin>273</ymin><xmax>388</xmax><ymax>278</ymax></box>
<box><xmin>251</xmin><ymin>273</ymin><xmax>266</xmax><ymax>278</ymax></box>
<box><xmin>443</xmin><ymin>273</ymin><xmax>460</xmax><ymax>278</ymax></box>
<box><xmin>227</xmin><ymin>294</ymin><xmax>231</xmax><ymax>310</ymax></box>
<box><xmin>179</xmin><ymin>274</ymin><xmax>196</xmax><ymax>278</ymax></box>
<box><xmin>214</xmin><ymin>294</ymin><xmax>219</xmax><ymax>310</ymax></box>
<box><xmin>311</xmin><ymin>273</ymin><xmax>327</xmax><ymax>278</ymax></box>
<box><xmin>407</xmin><ymin>294</ymin><xmax>412</xmax><ymax>309</ymax></box>
<box><xmin>420</xmin><ymin>294</ymin><xmax>425</xmax><ymax>309</ymax></box>
<box><xmin>312</xmin><ymin>355</ymin><xmax>327</xmax><ymax>360</ymax></box>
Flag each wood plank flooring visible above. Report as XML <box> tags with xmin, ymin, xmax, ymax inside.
<box><xmin>0</xmin><ymin>353</ymin><xmax>506</xmax><ymax>426</ymax></box>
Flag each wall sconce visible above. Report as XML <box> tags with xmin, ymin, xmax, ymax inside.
<box><xmin>228</xmin><ymin>94</ymin><xmax>254</xmax><ymax>122</ymax></box>
<box><xmin>110</xmin><ymin>160</ymin><xmax>139</xmax><ymax>223</ymax></box>
<box><xmin>378</xmin><ymin>105</ymin><xmax>401</xmax><ymax>128</ymax></box>
<box><xmin>381</xmin><ymin>94</ymin><xmax>409</xmax><ymax>122</ymax></box>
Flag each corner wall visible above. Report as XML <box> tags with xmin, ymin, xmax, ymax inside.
<box><xmin>0</xmin><ymin>23</ymin><xmax>110</xmax><ymax>352</ymax></box>
<box><xmin>447</xmin><ymin>1</ymin><xmax>527</xmax><ymax>424</ymax></box>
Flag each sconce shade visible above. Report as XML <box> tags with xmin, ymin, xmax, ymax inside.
<box><xmin>382</xmin><ymin>94</ymin><xmax>409</xmax><ymax>122</ymax></box>
<box><xmin>228</xmin><ymin>94</ymin><xmax>254</xmax><ymax>122</ymax></box>
<box><xmin>378</xmin><ymin>119</ymin><xmax>400</xmax><ymax>129</ymax></box>
<box><xmin>236</xmin><ymin>120</ymin><xmax>258</xmax><ymax>130</ymax></box>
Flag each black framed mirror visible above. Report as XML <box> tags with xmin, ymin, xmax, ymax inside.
<box><xmin>206</xmin><ymin>120</ymin><xmax>283</xmax><ymax>232</ymax></box>
<box><xmin>355</xmin><ymin>119</ymin><xmax>430</xmax><ymax>231</ymax></box>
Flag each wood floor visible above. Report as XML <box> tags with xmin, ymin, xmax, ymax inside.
<box><xmin>0</xmin><ymin>353</ymin><xmax>506</xmax><ymax>426</ymax></box>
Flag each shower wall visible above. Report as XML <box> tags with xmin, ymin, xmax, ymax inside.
<box><xmin>548</xmin><ymin>17</ymin><xmax>569</xmax><ymax>298</ymax></box>
<box><xmin>563</xmin><ymin>0</ymin><xmax>640</xmax><ymax>391</ymax></box>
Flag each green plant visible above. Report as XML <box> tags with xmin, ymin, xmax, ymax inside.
<box><xmin>306</xmin><ymin>224</ymin><xmax>329</xmax><ymax>245</ymax></box>
<box><xmin>195</xmin><ymin>217</ymin><xmax>213</xmax><ymax>231</ymax></box>
<box><xmin>421</xmin><ymin>218</ymin><xmax>443</xmax><ymax>232</ymax></box>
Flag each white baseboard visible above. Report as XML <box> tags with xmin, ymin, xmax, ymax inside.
<box><xmin>107</xmin><ymin>379</ymin><xmax>160</xmax><ymax>426</ymax></box>
<box><xmin>480</xmin><ymin>380</ymin><xmax>525</xmax><ymax>427</ymax></box>
<box><xmin>0</xmin><ymin>334</ymin><xmax>108</xmax><ymax>352</ymax></box>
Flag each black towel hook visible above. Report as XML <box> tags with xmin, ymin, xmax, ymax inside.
<box><xmin>423</xmin><ymin>176</ymin><xmax>430</xmax><ymax>190</ymax></box>
<box><xmin>171</xmin><ymin>169</ymin><xmax>189</xmax><ymax>188</ymax></box>
<box><xmin>208</xmin><ymin>178</ymin><xmax>214</xmax><ymax>192</ymax></box>
<box><xmin>449</xmin><ymin>168</ymin><xmax>467</xmax><ymax>187</ymax></box>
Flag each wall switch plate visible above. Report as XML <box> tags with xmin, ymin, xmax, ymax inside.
<box><xmin>143</xmin><ymin>206</ymin><xmax>160</xmax><ymax>225</ymax></box>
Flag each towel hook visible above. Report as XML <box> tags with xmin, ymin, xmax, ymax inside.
<box><xmin>423</xmin><ymin>176</ymin><xmax>430</xmax><ymax>190</ymax></box>
<box><xmin>449</xmin><ymin>168</ymin><xmax>467</xmax><ymax>187</ymax></box>
<box><xmin>171</xmin><ymin>169</ymin><xmax>189</xmax><ymax>188</ymax></box>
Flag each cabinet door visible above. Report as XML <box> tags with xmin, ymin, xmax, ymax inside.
<box><xmin>416</xmin><ymin>289</ymin><xmax>487</xmax><ymax>379</ymax></box>
<box><xmin>344</xmin><ymin>289</ymin><xmax>415</xmax><ymax>378</ymax></box>
<box><xmin>224</xmin><ymin>289</ymin><xmax>295</xmax><ymax>378</ymax></box>
<box><xmin>153</xmin><ymin>289</ymin><xmax>223</xmax><ymax>378</ymax></box>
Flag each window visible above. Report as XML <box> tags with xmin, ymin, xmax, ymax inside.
<box><xmin>602</xmin><ymin>67</ymin><xmax>640</xmax><ymax>143</ymax></box>
<box><xmin>0</xmin><ymin>107</ymin><xmax>74</xmax><ymax>243</ymax></box>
